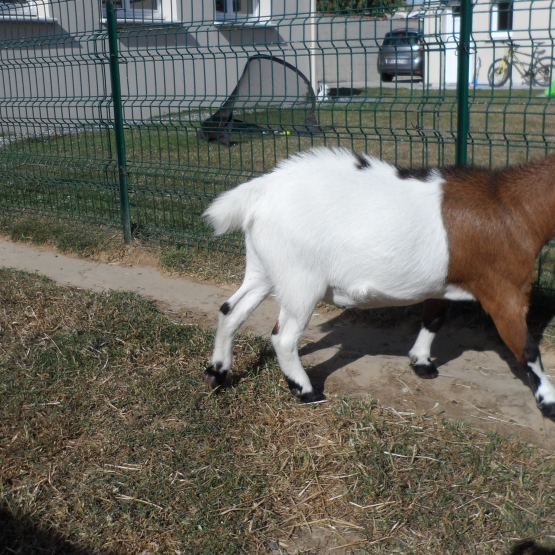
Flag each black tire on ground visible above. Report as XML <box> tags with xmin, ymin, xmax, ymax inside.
<box><xmin>488</xmin><ymin>58</ymin><xmax>510</xmax><ymax>87</ymax></box>
<box><xmin>381</xmin><ymin>73</ymin><xmax>393</xmax><ymax>82</ymax></box>
<box><xmin>533</xmin><ymin>57</ymin><xmax>555</xmax><ymax>87</ymax></box>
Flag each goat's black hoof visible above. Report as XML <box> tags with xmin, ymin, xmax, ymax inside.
<box><xmin>299</xmin><ymin>390</ymin><xmax>327</xmax><ymax>404</ymax></box>
<box><xmin>509</xmin><ymin>540</ymin><xmax>555</xmax><ymax>555</ymax></box>
<box><xmin>411</xmin><ymin>362</ymin><xmax>438</xmax><ymax>379</ymax></box>
<box><xmin>204</xmin><ymin>363</ymin><xmax>227</xmax><ymax>390</ymax></box>
<box><xmin>285</xmin><ymin>377</ymin><xmax>326</xmax><ymax>403</ymax></box>
<box><xmin>537</xmin><ymin>399</ymin><xmax>555</xmax><ymax>419</ymax></box>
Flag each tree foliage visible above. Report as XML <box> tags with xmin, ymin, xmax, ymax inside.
<box><xmin>317</xmin><ymin>0</ymin><xmax>403</xmax><ymax>15</ymax></box>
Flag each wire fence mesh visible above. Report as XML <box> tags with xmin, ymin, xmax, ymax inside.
<box><xmin>1</xmin><ymin>0</ymin><xmax>555</xmax><ymax>289</ymax></box>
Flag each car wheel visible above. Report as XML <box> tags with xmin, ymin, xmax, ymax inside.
<box><xmin>381</xmin><ymin>73</ymin><xmax>393</xmax><ymax>82</ymax></box>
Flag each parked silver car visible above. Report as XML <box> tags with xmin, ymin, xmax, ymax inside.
<box><xmin>377</xmin><ymin>28</ymin><xmax>425</xmax><ymax>82</ymax></box>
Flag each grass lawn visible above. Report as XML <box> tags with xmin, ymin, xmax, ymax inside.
<box><xmin>1</xmin><ymin>268</ymin><xmax>555</xmax><ymax>554</ymax></box>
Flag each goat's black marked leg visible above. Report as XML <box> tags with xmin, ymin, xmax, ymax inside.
<box><xmin>409</xmin><ymin>299</ymin><xmax>448</xmax><ymax>379</ymax></box>
<box><xmin>206</xmin><ymin>276</ymin><xmax>271</xmax><ymax>390</ymax></box>
<box><xmin>204</xmin><ymin>361</ymin><xmax>227</xmax><ymax>390</ymax></box>
<box><xmin>272</xmin><ymin>307</ymin><xmax>326</xmax><ymax>404</ymax></box>
<box><xmin>481</xmin><ymin>290</ymin><xmax>555</xmax><ymax>418</ymax></box>
<box><xmin>205</xmin><ymin>288</ymin><xmax>233</xmax><ymax>391</ymax></box>
<box><xmin>285</xmin><ymin>377</ymin><xmax>326</xmax><ymax>403</ymax></box>
<box><xmin>509</xmin><ymin>540</ymin><xmax>555</xmax><ymax>555</ymax></box>
<box><xmin>524</xmin><ymin>333</ymin><xmax>555</xmax><ymax>418</ymax></box>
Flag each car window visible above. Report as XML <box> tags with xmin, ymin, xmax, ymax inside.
<box><xmin>382</xmin><ymin>34</ymin><xmax>421</xmax><ymax>47</ymax></box>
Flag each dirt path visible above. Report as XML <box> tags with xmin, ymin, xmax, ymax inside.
<box><xmin>2</xmin><ymin>238</ymin><xmax>554</xmax><ymax>448</ymax></box>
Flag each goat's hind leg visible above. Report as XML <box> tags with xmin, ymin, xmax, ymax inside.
<box><xmin>409</xmin><ymin>299</ymin><xmax>448</xmax><ymax>379</ymax></box>
<box><xmin>272</xmin><ymin>306</ymin><xmax>326</xmax><ymax>404</ymax></box>
<box><xmin>205</xmin><ymin>270</ymin><xmax>271</xmax><ymax>390</ymax></box>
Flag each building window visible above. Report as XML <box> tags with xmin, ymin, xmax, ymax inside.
<box><xmin>101</xmin><ymin>0</ymin><xmax>177</xmax><ymax>22</ymax></box>
<box><xmin>215</xmin><ymin>0</ymin><xmax>258</xmax><ymax>20</ymax></box>
<box><xmin>0</xmin><ymin>0</ymin><xmax>38</xmax><ymax>17</ymax></box>
<box><xmin>0</xmin><ymin>0</ymin><xmax>56</xmax><ymax>21</ymax></box>
<box><xmin>497</xmin><ymin>1</ymin><xmax>513</xmax><ymax>31</ymax></box>
<box><xmin>491</xmin><ymin>1</ymin><xmax>513</xmax><ymax>37</ymax></box>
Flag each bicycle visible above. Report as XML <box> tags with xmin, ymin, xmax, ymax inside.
<box><xmin>487</xmin><ymin>41</ymin><xmax>555</xmax><ymax>87</ymax></box>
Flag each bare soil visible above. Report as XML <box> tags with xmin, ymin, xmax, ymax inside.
<box><xmin>2</xmin><ymin>238</ymin><xmax>554</xmax><ymax>450</ymax></box>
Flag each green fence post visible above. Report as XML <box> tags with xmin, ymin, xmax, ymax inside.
<box><xmin>106</xmin><ymin>1</ymin><xmax>132</xmax><ymax>245</ymax></box>
<box><xmin>456</xmin><ymin>0</ymin><xmax>472</xmax><ymax>166</ymax></box>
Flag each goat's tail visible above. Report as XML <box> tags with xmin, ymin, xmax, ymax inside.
<box><xmin>202</xmin><ymin>179</ymin><xmax>262</xmax><ymax>236</ymax></box>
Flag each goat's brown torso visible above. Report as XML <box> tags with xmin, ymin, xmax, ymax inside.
<box><xmin>442</xmin><ymin>161</ymin><xmax>555</xmax><ymax>301</ymax></box>
<box><xmin>441</xmin><ymin>158</ymin><xmax>555</xmax><ymax>362</ymax></box>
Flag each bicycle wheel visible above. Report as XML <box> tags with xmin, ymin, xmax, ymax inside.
<box><xmin>488</xmin><ymin>58</ymin><xmax>510</xmax><ymax>87</ymax></box>
<box><xmin>533</xmin><ymin>57</ymin><xmax>555</xmax><ymax>87</ymax></box>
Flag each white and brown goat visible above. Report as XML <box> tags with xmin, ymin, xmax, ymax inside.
<box><xmin>203</xmin><ymin>147</ymin><xmax>555</xmax><ymax>417</ymax></box>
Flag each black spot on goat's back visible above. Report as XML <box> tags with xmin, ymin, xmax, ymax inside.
<box><xmin>354</xmin><ymin>152</ymin><xmax>371</xmax><ymax>170</ymax></box>
<box><xmin>396</xmin><ymin>166</ymin><xmax>434</xmax><ymax>182</ymax></box>
<box><xmin>220</xmin><ymin>302</ymin><xmax>231</xmax><ymax>315</ymax></box>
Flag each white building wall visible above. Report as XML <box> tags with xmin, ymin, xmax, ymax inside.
<box><xmin>0</xmin><ymin>0</ymin><xmax>316</xmax><ymax>127</ymax></box>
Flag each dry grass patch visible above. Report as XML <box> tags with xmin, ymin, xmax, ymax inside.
<box><xmin>158</xmin><ymin>243</ymin><xmax>245</xmax><ymax>285</ymax></box>
<box><xmin>0</xmin><ymin>214</ymin><xmax>246</xmax><ymax>285</ymax></box>
<box><xmin>1</xmin><ymin>269</ymin><xmax>555</xmax><ymax>554</ymax></box>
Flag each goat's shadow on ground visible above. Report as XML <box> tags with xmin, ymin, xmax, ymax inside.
<box><xmin>297</xmin><ymin>296</ymin><xmax>555</xmax><ymax>410</ymax></box>
<box><xmin>0</xmin><ymin>505</ymin><xmax>113</xmax><ymax>555</ymax></box>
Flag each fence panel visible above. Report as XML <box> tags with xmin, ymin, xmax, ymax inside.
<box><xmin>1</xmin><ymin>0</ymin><xmax>555</xmax><ymax>286</ymax></box>
<box><xmin>0</xmin><ymin>0</ymin><xmax>118</xmax><ymax>225</ymax></box>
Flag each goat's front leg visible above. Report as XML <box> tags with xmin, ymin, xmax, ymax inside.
<box><xmin>271</xmin><ymin>307</ymin><xmax>326</xmax><ymax>404</ymax></box>
<box><xmin>480</xmin><ymin>289</ymin><xmax>555</xmax><ymax>418</ymax></box>
<box><xmin>409</xmin><ymin>299</ymin><xmax>448</xmax><ymax>379</ymax></box>
<box><xmin>521</xmin><ymin>332</ymin><xmax>555</xmax><ymax>416</ymax></box>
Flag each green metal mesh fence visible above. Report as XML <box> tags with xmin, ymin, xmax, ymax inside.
<box><xmin>1</xmin><ymin>0</ymin><xmax>555</xmax><ymax>287</ymax></box>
